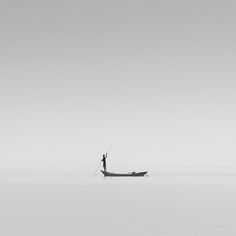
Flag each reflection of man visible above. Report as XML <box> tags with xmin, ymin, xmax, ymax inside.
<box><xmin>102</xmin><ymin>153</ymin><xmax>107</xmax><ymax>171</ymax></box>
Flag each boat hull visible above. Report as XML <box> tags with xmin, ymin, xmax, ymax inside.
<box><xmin>101</xmin><ymin>170</ymin><xmax>148</xmax><ymax>177</ymax></box>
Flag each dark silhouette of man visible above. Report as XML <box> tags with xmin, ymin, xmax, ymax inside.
<box><xmin>102</xmin><ymin>153</ymin><xmax>107</xmax><ymax>171</ymax></box>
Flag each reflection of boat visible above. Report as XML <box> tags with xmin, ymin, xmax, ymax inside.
<box><xmin>101</xmin><ymin>170</ymin><xmax>148</xmax><ymax>177</ymax></box>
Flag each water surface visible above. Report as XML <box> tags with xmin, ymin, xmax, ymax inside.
<box><xmin>1</xmin><ymin>174</ymin><xmax>236</xmax><ymax>235</ymax></box>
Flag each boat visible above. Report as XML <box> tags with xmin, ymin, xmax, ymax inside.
<box><xmin>101</xmin><ymin>170</ymin><xmax>148</xmax><ymax>177</ymax></box>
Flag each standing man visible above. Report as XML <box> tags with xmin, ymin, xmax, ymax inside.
<box><xmin>102</xmin><ymin>153</ymin><xmax>107</xmax><ymax>171</ymax></box>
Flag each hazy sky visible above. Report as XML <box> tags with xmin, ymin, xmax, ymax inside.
<box><xmin>1</xmin><ymin>0</ymin><xmax>236</xmax><ymax>173</ymax></box>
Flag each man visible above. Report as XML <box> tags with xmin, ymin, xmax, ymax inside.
<box><xmin>102</xmin><ymin>153</ymin><xmax>107</xmax><ymax>171</ymax></box>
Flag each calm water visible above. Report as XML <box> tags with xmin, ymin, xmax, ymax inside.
<box><xmin>1</xmin><ymin>174</ymin><xmax>236</xmax><ymax>235</ymax></box>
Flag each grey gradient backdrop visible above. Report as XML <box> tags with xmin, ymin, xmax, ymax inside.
<box><xmin>1</xmin><ymin>0</ymin><xmax>236</xmax><ymax>174</ymax></box>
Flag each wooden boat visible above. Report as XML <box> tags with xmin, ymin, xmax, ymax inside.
<box><xmin>101</xmin><ymin>170</ymin><xmax>148</xmax><ymax>177</ymax></box>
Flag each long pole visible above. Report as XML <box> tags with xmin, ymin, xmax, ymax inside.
<box><xmin>93</xmin><ymin>144</ymin><xmax>114</xmax><ymax>176</ymax></box>
<box><xmin>93</xmin><ymin>160</ymin><xmax>102</xmax><ymax>176</ymax></box>
<box><xmin>106</xmin><ymin>144</ymin><xmax>114</xmax><ymax>156</ymax></box>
